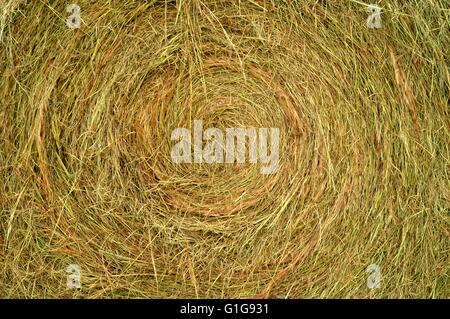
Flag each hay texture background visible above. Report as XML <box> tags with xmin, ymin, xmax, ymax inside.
<box><xmin>0</xmin><ymin>0</ymin><xmax>449</xmax><ymax>298</ymax></box>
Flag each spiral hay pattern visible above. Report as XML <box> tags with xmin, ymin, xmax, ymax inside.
<box><xmin>0</xmin><ymin>0</ymin><xmax>448</xmax><ymax>298</ymax></box>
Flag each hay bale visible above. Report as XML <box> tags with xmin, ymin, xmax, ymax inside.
<box><xmin>0</xmin><ymin>0</ymin><xmax>448</xmax><ymax>298</ymax></box>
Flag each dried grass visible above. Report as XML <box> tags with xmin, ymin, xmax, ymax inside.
<box><xmin>0</xmin><ymin>0</ymin><xmax>448</xmax><ymax>298</ymax></box>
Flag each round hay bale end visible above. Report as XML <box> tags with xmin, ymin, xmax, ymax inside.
<box><xmin>0</xmin><ymin>0</ymin><xmax>448</xmax><ymax>298</ymax></box>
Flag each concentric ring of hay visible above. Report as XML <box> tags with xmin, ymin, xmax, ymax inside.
<box><xmin>0</xmin><ymin>1</ymin><xmax>448</xmax><ymax>298</ymax></box>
